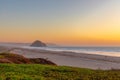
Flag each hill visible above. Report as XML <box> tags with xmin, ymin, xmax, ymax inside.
<box><xmin>31</xmin><ymin>40</ymin><xmax>47</xmax><ymax>47</ymax></box>
<box><xmin>0</xmin><ymin>53</ymin><xmax>56</xmax><ymax>65</ymax></box>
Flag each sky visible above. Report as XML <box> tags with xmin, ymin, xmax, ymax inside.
<box><xmin>0</xmin><ymin>0</ymin><xmax>120</xmax><ymax>46</ymax></box>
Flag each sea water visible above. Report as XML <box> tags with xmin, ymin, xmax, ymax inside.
<box><xmin>23</xmin><ymin>46</ymin><xmax>120</xmax><ymax>57</ymax></box>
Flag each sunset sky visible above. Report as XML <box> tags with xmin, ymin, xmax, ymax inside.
<box><xmin>0</xmin><ymin>0</ymin><xmax>120</xmax><ymax>46</ymax></box>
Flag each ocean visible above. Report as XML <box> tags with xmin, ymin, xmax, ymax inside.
<box><xmin>23</xmin><ymin>46</ymin><xmax>120</xmax><ymax>57</ymax></box>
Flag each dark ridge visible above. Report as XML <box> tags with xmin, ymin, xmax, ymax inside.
<box><xmin>0</xmin><ymin>53</ymin><xmax>56</xmax><ymax>65</ymax></box>
<box><xmin>30</xmin><ymin>58</ymin><xmax>56</xmax><ymax>65</ymax></box>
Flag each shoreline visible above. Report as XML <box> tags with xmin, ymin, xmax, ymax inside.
<box><xmin>0</xmin><ymin>46</ymin><xmax>120</xmax><ymax>70</ymax></box>
<box><xmin>11</xmin><ymin>47</ymin><xmax>120</xmax><ymax>62</ymax></box>
<box><xmin>22</xmin><ymin>46</ymin><xmax>120</xmax><ymax>57</ymax></box>
<box><xmin>8</xmin><ymin>47</ymin><xmax>120</xmax><ymax>70</ymax></box>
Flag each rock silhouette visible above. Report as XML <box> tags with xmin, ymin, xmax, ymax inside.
<box><xmin>31</xmin><ymin>40</ymin><xmax>47</xmax><ymax>47</ymax></box>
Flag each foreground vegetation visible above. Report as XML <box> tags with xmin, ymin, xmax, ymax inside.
<box><xmin>0</xmin><ymin>64</ymin><xmax>120</xmax><ymax>80</ymax></box>
<box><xmin>0</xmin><ymin>52</ymin><xmax>120</xmax><ymax>80</ymax></box>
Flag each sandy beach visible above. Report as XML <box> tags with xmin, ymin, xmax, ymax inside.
<box><xmin>3</xmin><ymin>47</ymin><xmax>119</xmax><ymax>70</ymax></box>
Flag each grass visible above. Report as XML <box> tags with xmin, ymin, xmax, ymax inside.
<box><xmin>0</xmin><ymin>64</ymin><xmax>120</xmax><ymax>80</ymax></box>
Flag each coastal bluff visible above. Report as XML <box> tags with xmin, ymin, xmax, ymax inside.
<box><xmin>30</xmin><ymin>40</ymin><xmax>47</xmax><ymax>47</ymax></box>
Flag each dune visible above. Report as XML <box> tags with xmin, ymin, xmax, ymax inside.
<box><xmin>0</xmin><ymin>52</ymin><xmax>56</xmax><ymax>65</ymax></box>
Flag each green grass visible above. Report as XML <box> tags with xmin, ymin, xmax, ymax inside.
<box><xmin>0</xmin><ymin>64</ymin><xmax>120</xmax><ymax>80</ymax></box>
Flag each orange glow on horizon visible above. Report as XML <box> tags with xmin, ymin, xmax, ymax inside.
<box><xmin>0</xmin><ymin>0</ymin><xmax>120</xmax><ymax>46</ymax></box>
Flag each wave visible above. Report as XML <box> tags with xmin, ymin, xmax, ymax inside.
<box><xmin>22</xmin><ymin>46</ymin><xmax>120</xmax><ymax>57</ymax></box>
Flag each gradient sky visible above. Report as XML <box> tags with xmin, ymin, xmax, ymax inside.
<box><xmin>0</xmin><ymin>0</ymin><xmax>120</xmax><ymax>46</ymax></box>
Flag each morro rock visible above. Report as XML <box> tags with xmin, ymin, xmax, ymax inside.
<box><xmin>31</xmin><ymin>40</ymin><xmax>47</xmax><ymax>47</ymax></box>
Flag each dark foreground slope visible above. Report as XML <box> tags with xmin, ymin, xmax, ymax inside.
<box><xmin>0</xmin><ymin>64</ymin><xmax>120</xmax><ymax>80</ymax></box>
<box><xmin>0</xmin><ymin>53</ymin><xmax>56</xmax><ymax>65</ymax></box>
